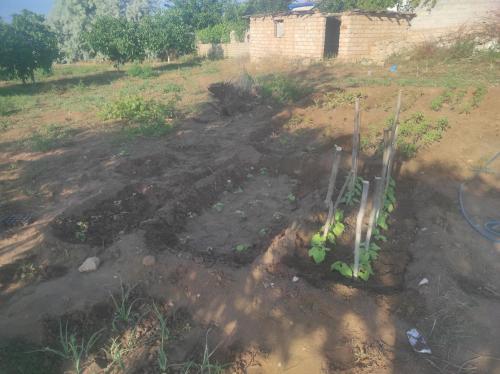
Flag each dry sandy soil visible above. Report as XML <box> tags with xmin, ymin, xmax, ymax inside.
<box><xmin>0</xmin><ymin>59</ymin><xmax>499</xmax><ymax>373</ymax></box>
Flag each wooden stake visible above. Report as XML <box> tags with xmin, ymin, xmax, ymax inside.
<box><xmin>365</xmin><ymin>177</ymin><xmax>383</xmax><ymax>251</ymax></box>
<box><xmin>385</xmin><ymin>90</ymin><xmax>402</xmax><ymax>193</ymax></box>
<box><xmin>349</xmin><ymin>98</ymin><xmax>361</xmax><ymax>195</ymax></box>
<box><xmin>353</xmin><ymin>180</ymin><xmax>370</xmax><ymax>278</ymax></box>
<box><xmin>379</xmin><ymin>129</ymin><xmax>391</xmax><ymax>220</ymax></box>
<box><xmin>324</xmin><ymin>145</ymin><xmax>343</xmax><ymax>206</ymax></box>
<box><xmin>323</xmin><ymin>171</ymin><xmax>352</xmax><ymax>238</ymax></box>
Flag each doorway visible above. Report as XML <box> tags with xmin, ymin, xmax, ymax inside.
<box><xmin>324</xmin><ymin>17</ymin><xmax>341</xmax><ymax>58</ymax></box>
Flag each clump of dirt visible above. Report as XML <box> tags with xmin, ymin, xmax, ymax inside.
<box><xmin>208</xmin><ymin>82</ymin><xmax>257</xmax><ymax>116</ymax></box>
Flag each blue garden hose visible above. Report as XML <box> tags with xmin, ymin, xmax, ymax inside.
<box><xmin>459</xmin><ymin>152</ymin><xmax>500</xmax><ymax>243</ymax></box>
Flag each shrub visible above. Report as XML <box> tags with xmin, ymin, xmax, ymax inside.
<box><xmin>27</xmin><ymin>124</ymin><xmax>73</xmax><ymax>152</ymax></box>
<box><xmin>196</xmin><ymin>21</ymin><xmax>248</xmax><ymax>44</ymax></box>
<box><xmin>257</xmin><ymin>74</ymin><xmax>311</xmax><ymax>104</ymax></box>
<box><xmin>127</xmin><ymin>64</ymin><xmax>156</xmax><ymax>79</ymax></box>
<box><xmin>101</xmin><ymin>95</ymin><xmax>175</xmax><ymax>137</ymax></box>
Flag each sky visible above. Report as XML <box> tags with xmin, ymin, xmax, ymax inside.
<box><xmin>0</xmin><ymin>0</ymin><xmax>53</xmax><ymax>21</ymax></box>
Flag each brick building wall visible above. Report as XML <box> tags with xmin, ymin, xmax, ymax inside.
<box><xmin>249</xmin><ymin>12</ymin><xmax>327</xmax><ymax>61</ymax></box>
<box><xmin>337</xmin><ymin>13</ymin><xmax>412</xmax><ymax>62</ymax></box>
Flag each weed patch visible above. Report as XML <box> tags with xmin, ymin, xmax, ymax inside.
<box><xmin>101</xmin><ymin>95</ymin><xmax>176</xmax><ymax>137</ymax></box>
<box><xmin>26</xmin><ymin>124</ymin><xmax>74</xmax><ymax>152</ymax></box>
<box><xmin>397</xmin><ymin>113</ymin><xmax>449</xmax><ymax>158</ymax></box>
<box><xmin>315</xmin><ymin>90</ymin><xmax>363</xmax><ymax>109</ymax></box>
<box><xmin>127</xmin><ymin>64</ymin><xmax>156</xmax><ymax>79</ymax></box>
<box><xmin>257</xmin><ymin>74</ymin><xmax>311</xmax><ymax>104</ymax></box>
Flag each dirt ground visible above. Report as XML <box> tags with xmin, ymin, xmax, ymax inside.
<box><xmin>0</xmin><ymin>59</ymin><xmax>499</xmax><ymax>373</ymax></box>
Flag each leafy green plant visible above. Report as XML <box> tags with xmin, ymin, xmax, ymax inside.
<box><xmin>319</xmin><ymin>91</ymin><xmax>362</xmax><ymax>110</ymax></box>
<box><xmin>341</xmin><ymin>176</ymin><xmax>363</xmax><ymax>206</ymax></box>
<box><xmin>309</xmin><ymin>210</ymin><xmax>344</xmax><ymax>264</ymax></box>
<box><xmin>110</xmin><ymin>283</ymin><xmax>140</xmax><ymax>330</ymax></box>
<box><xmin>101</xmin><ymin>95</ymin><xmax>175</xmax><ymax>137</ymax></box>
<box><xmin>43</xmin><ymin>322</ymin><xmax>102</xmax><ymax>374</ymax></box>
<box><xmin>127</xmin><ymin>64</ymin><xmax>156</xmax><ymax>78</ymax></box>
<box><xmin>164</xmin><ymin>82</ymin><xmax>183</xmax><ymax>94</ymax></box>
<box><xmin>196</xmin><ymin>20</ymin><xmax>248</xmax><ymax>44</ymax></box>
<box><xmin>27</xmin><ymin>124</ymin><xmax>73</xmax><ymax>152</ymax></box>
<box><xmin>397</xmin><ymin>112</ymin><xmax>450</xmax><ymax>158</ymax></box>
<box><xmin>102</xmin><ymin>337</ymin><xmax>128</xmax><ymax>371</ymax></box>
<box><xmin>308</xmin><ymin>233</ymin><xmax>328</xmax><ymax>264</ymax></box>
<box><xmin>235</xmin><ymin>244</ymin><xmax>250</xmax><ymax>253</ymax></box>
<box><xmin>257</xmin><ymin>74</ymin><xmax>311</xmax><ymax>104</ymax></box>
<box><xmin>152</xmin><ymin>303</ymin><xmax>169</xmax><ymax>373</ymax></box>
<box><xmin>75</xmin><ymin>221</ymin><xmax>88</xmax><ymax>242</ymax></box>
<box><xmin>430</xmin><ymin>88</ymin><xmax>466</xmax><ymax>111</ymax></box>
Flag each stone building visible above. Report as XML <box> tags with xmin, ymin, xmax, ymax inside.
<box><xmin>246</xmin><ymin>0</ymin><xmax>499</xmax><ymax>63</ymax></box>
<box><xmin>248</xmin><ymin>10</ymin><xmax>413</xmax><ymax>63</ymax></box>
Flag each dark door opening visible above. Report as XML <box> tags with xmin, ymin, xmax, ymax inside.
<box><xmin>324</xmin><ymin>17</ymin><xmax>341</xmax><ymax>58</ymax></box>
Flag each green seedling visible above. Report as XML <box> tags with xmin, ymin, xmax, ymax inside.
<box><xmin>43</xmin><ymin>321</ymin><xmax>102</xmax><ymax>374</ymax></box>
<box><xmin>212</xmin><ymin>202</ymin><xmax>224</xmax><ymax>212</ymax></box>
<box><xmin>287</xmin><ymin>193</ymin><xmax>296</xmax><ymax>202</ymax></box>
<box><xmin>110</xmin><ymin>283</ymin><xmax>140</xmax><ymax>330</ymax></box>
<box><xmin>235</xmin><ymin>244</ymin><xmax>250</xmax><ymax>253</ymax></box>
<box><xmin>152</xmin><ymin>303</ymin><xmax>169</xmax><ymax>373</ymax></box>
<box><xmin>308</xmin><ymin>234</ymin><xmax>328</xmax><ymax>264</ymax></box>
<box><xmin>75</xmin><ymin>221</ymin><xmax>88</xmax><ymax>242</ymax></box>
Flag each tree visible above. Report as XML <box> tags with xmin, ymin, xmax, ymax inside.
<box><xmin>49</xmin><ymin>0</ymin><xmax>158</xmax><ymax>61</ymax></box>
<box><xmin>316</xmin><ymin>0</ymin><xmax>421</xmax><ymax>12</ymax></box>
<box><xmin>140</xmin><ymin>9</ymin><xmax>195</xmax><ymax>60</ymax></box>
<box><xmin>83</xmin><ymin>16</ymin><xmax>145</xmax><ymax>67</ymax></box>
<box><xmin>0</xmin><ymin>11</ymin><xmax>59</xmax><ymax>83</ymax></box>
<box><xmin>168</xmin><ymin>0</ymin><xmax>225</xmax><ymax>30</ymax></box>
<box><xmin>242</xmin><ymin>0</ymin><xmax>292</xmax><ymax>14</ymax></box>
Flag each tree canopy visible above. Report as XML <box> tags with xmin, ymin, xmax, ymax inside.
<box><xmin>0</xmin><ymin>10</ymin><xmax>59</xmax><ymax>83</ymax></box>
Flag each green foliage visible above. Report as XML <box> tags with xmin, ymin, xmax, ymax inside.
<box><xmin>242</xmin><ymin>0</ymin><xmax>292</xmax><ymax>14</ymax></box>
<box><xmin>316</xmin><ymin>91</ymin><xmax>362</xmax><ymax>110</ymax></box>
<box><xmin>309</xmin><ymin>210</ymin><xmax>345</xmax><ymax>264</ymax></box>
<box><xmin>196</xmin><ymin>20</ymin><xmax>248</xmax><ymax>44</ymax></box>
<box><xmin>43</xmin><ymin>321</ymin><xmax>102</xmax><ymax>374</ymax></box>
<box><xmin>309</xmin><ymin>233</ymin><xmax>328</xmax><ymax>264</ymax></box>
<box><xmin>235</xmin><ymin>244</ymin><xmax>250</xmax><ymax>252</ymax></box>
<box><xmin>140</xmin><ymin>9</ymin><xmax>195</xmax><ymax>60</ymax></box>
<box><xmin>397</xmin><ymin>113</ymin><xmax>450</xmax><ymax>158</ymax></box>
<box><xmin>257</xmin><ymin>74</ymin><xmax>311</xmax><ymax>104</ymax></box>
<box><xmin>341</xmin><ymin>176</ymin><xmax>363</xmax><ymax>206</ymax></box>
<box><xmin>110</xmin><ymin>283</ymin><xmax>140</xmax><ymax>330</ymax></box>
<box><xmin>0</xmin><ymin>11</ymin><xmax>58</xmax><ymax>83</ymax></box>
<box><xmin>331</xmin><ymin>261</ymin><xmax>353</xmax><ymax>278</ymax></box>
<box><xmin>152</xmin><ymin>303</ymin><xmax>169</xmax><ymax>373</ymax></box>
<box><xmin>127</xmin><ymin>63</ymin><xmax>156</xmax><ymax>78</ymax></box>
<box><xmin>318</xmin><ymin>0</ymin><xmax>401</xmax><ymax>12</ymax></box>
<box><xmin>83</xmin><ymin>16</ymin><xmax>145</xmax><ymax>68</ymax></box>
<box><xmin>430</xmin><ymin>88</ymin><xmax>466</xmax><ymax>111</ymax></box>
<box><xmin>164</xmin><ymin>82</ymin><xmax>183</xmax><ymax>93</ymax></box>
<box><xmin>101</xmin><ymin>95</ymin><xmax>176</xmax><ymax>137</ymax></box>
<box><xmin>27</xmin><ymin>124</ymin><xmax>73</xmax><ymax>152</ymax></box>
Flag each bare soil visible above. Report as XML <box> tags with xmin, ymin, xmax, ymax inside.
<box><xmin>1</xmin><ymin>61</ymin><xmax>499</xmax><ymax>374</ymax></box>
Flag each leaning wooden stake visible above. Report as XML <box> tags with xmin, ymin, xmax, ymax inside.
<box><xmin>364</xmin><ymin>177</ymin><xmax>383</xmax><ymax>251</ymax></box>
<box><xmin>353</xmin><ymin>180</ymin><xmax>370</xmax><ymax>278</ymax></box>
<box><xmin>324</xmin><ymin>145</ymin><xmax>343</xmax><ymax>206</ymax></box>
<box><xmin>385</xmin><ymin>90</ymin><xmax>402</xmax><ymax>193</ymax></box>
<box><xmin>323</xmin><ymin>170</ymin><xmax>352</xmax><ymax>238</ymax></box>
<box><xmin>349</xmin><ymin>98</ymin><xmax>361</xmax><ymax>195</ymax></box>
<box><xmin>379</xmin><ymin>129</ymin><xmax>392</xmax><ymax>219</ymax></box>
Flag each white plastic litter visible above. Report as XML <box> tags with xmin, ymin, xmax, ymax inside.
<box><xmin>418</xmin><ymin>278</ymin><xmax>429</xmax><ymax>287</ymax></box>
<box><xmin>406</xmin><ymin>328</ymin><xmax>432</xmax><ymax>354</ymax></box>
<box><xmin>292</xmin><ymin>276</ymin><xmax>300</xmax><ymax>283</ymax></box>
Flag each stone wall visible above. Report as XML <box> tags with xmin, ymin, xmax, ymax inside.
<box><xmin>337</xmin><ymin>13</ymin><xmax>412</xmax><ymax>62</ymax></box>
<box><xmin>197</xmin><ymin>41</ymin><xmax>250</xmax><ymax>59</ymax></box>
<box><xmin>249</xmin><ymin>12</ymin><xmax>327</xmax><ymax>61</ymax></box>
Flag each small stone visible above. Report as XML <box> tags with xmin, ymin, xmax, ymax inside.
<box><xmin>78</xmin><ymin>257</ymin><xmax>100</xmax><ymax>272</ymax></box>
<box><xmin>292</xmin><ymin>276</ymin><xmax>300</xmax><ymax>283</ymax></box>
<box><xmin>142</xmin><ymin>255</ymin><xmax>156</xmax><ymax>267</ymax></box>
